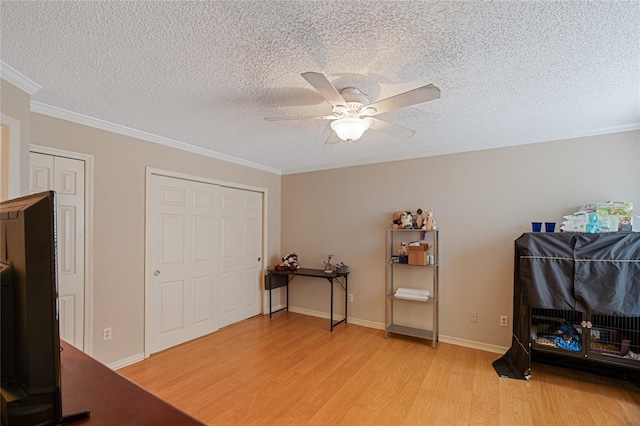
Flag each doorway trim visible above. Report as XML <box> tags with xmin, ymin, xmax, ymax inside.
<box><xmin>1</xmin><ymin>113</ymin><xmax>21</xmax><ymax>199</ymax></box>
<box><xmin>30</xmin><ymin>144</ymin><xmax>96</xmax><ymax>355</ymax></box>
<box><xmin>144</xmin><ymin>167</ymin><xmax>269</xmax><ymax>358</ymax></box>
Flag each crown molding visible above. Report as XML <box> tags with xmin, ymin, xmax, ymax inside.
<box><xmin>30</xmin><ymin>101</ymin><xmax>282</xmax><ymax>175</ymax></box>
<box><xmin>0</xmin><ymin>61</ymin><xmax>42</xmax><ymax>95</ymax></box>
<box><xmin>539</xmin><ymin>122</ymin><xmax>640</xmax><ymax>144</ymax></box>
<box><xmin>282</xmin><ymin>124</ymin><xmax>640</xmax><ymax>175</ymax></box>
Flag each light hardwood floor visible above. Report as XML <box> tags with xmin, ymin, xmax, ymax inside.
<box><xmin>118</xmin><ymin>312</ymin><xmax>640</xmax><ymax>425</ymax></box>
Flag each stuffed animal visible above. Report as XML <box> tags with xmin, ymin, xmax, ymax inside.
<box><xmin>399</xmin><ymin>241</ymin><xmax>408</xmax><ymax>255</ymax></box>
<box><xmin>401</xmin><ymin>212</ymin><xmax>413</xmax><ymax>229</ymax></box>
<box><xmin>391</xmin><ymin>211</ymin><xmax>404</xmax><ymax>229</ymax></box>
<box><xmin>414</xmin><ymin>209</ymin><xmax>427</xmax><ymax>229</ymax></box>
<box><xmin>422</xmin><ymin>210</ymin><xmax>436</xmax><ymax>231</ymax></box>
<box><xmin>274</xmin><ymin>252</ymin><xmax>299</xmax><ymax>270</ymax></box>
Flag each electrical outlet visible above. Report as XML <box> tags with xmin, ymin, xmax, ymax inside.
<box><xmin>103</xmin><ymin>327</ymin><xmax>112</xmax><ymax>341</ymax></box>
<box><xmin>500</xmin><ymin>316</ymin><xmax>508</xmax><ymax>327</ymax></box>
<box><xmin>348</xmin><ymin>293</ymin><xmax>354</xmax><ymax>303</ymax></box>
<box><xmin>469</xmin><ymin>311</ymin><xmax>477</xmax><ymax>322</ymax></box>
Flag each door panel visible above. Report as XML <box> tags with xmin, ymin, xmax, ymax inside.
<box><xmin>193</xmin><ymin>275</ymin><xmax>213</xmax><ymax>324</ymax></box>
<box><xmin>193</xmin><ymin>216</ymin><xmax>214</xmax><ymax>261</ymax></box>
<box><xmin>160</xmin><ymin>280</ymin><xmax>185</xmax><ymax>333</ymax></box>
<box><xmin>221</xmin><ymin>271</ymin><xmax>239</xmax><ymax>314</ymax></box>
<box><xmin>58</xmin><ymin>295</ymin><xmax>76</xmax><ymax>342</ymax></box>
<box><xmin>161</xmin><ymin>215</ymin><xmax>185</xmax><ymax>264</ymax></box>
<box><xmin>58</xmin><ymin>205</ymin><xmax>77</xmax><ymax>274</ymax></box>
<box><xmin>244</xmin><ymin>269</ymin><xmax>258</xmax><ymax>305</ymax></box>
<box><xmin>29</xmin><ymin>152</ymin><xmax>53</xmax><ymax>193</ymax></box>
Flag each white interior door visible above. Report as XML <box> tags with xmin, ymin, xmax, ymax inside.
<box><xmin>30</xmin><ymin>152</ymin><xmax>85</xmax><ymax>349</ymax></box>
<box><xmin>147</xmin><ymin>175</ymin><xmax>221</xmax><ymax>354</ymax></box>
<box><xmin>219</xmin><ymin>187</ymin><xmax>262</xmax><ymax>328</ymax></box>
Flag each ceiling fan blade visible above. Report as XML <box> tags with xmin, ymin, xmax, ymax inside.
<box><xmin>264</xmin><ymin>115</ymin><xmax>335</xmax><ymax>121</ymax></box>
<box><xmin>368</xmin><ymin>117</ymin><xmax>416</xmax><ymax>139</ymax></box>
<box><xmin>301</xmin><ymin>72</ymin><xmax>347</xmax><ymax>109</ymax></box>
<box><xmin>324</xmin><ymin>131</ymin><xmax>341</xmax><ymax>145</ymax></box>
<box><xmin>364</xmin><ymin>84</ymin><xmax>440</xmax><ymax>116</ymax></box>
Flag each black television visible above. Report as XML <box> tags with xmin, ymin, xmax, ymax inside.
<box><xmin>0</xmin><ymin>191</ymin><xmax>88</xmax><ymax>426</ymax></box>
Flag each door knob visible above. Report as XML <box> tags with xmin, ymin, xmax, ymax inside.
<box><xmin>258</xmin><ymin>257</ymin><xmax>261</xmax><ymax>262</ymax></box>
<box><xmin>154</xmin><ymin>270</ymin><xmax>160</xmax><ymax>276</ymax></box>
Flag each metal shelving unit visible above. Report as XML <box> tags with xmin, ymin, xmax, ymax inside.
<box><xmin>385</xmin><ymin>228</ymin><xmax>439</xmax><ymax>348</ymax></box>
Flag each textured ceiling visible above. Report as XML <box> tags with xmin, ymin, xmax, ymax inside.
<box><xmin>1</xmin><ymin>1</ymin><xmax>639</xmax><ymax>174</ymax></box>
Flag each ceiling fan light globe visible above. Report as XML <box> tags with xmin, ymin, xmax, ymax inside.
<box><xmin>330</xmin><ymin>117</ymin><xmax>370</xmax><ymax>142</ymax></box>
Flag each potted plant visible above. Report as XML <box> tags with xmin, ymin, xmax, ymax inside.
<box><xmin>323</xmin><ymin>254</ymin><xmax>334</xmax><ymax>273</ymax></box>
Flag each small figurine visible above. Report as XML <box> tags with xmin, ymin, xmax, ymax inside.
<box><xmin>323</xmin><ymin>254</ymin><xmax>334</xmax><ymax>272</ymax></box>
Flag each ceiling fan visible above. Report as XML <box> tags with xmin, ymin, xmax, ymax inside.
<box><xmin>265</xmin><ymin>72</ymin><xmax>440</xmax><ymax>144</ymax></box>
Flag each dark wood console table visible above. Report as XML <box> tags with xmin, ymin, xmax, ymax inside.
<box><xmin>60</xmin><ymin>340</ymin><xmax>204</xmax><ymax>425</ymax></box>
<box><xmin>265</xmin><ymin>268</ymin><xmax>349</xmax><ymax>331</ymax></box>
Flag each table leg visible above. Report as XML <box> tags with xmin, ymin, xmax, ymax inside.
<box><xmin>268</xmin><ymin>275</ymin><xmax>272</xmax><ymax>318</ymax></box>
<box><xmin>330</xmin><ymin>277</ymin><xmax>334</xmax><ymax>331</ymax></box>
<box><xmin>345</xmin><ymin>275</ymin><xmax>348</xmax><ymax>324</ymax></box>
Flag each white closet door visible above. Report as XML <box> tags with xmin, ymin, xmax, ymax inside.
<box><xmin>30</xmin><ymin>152</ymin><xmax>85</xmax><ymax>349</ymax></box>
<box><xmin>147</xmin><ymin>175</ymin><xmax>221</xmax><ymax>354</ymax></box>
<box><xmin>219</xmin><ymin>187</ymin><xmax>262</xmax><ymax>328</ymax></box>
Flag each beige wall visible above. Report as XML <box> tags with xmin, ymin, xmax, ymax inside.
<box><xmin>1</xmin><ymin>79</ymin><xmax>31</xmax><ymax>195</ymax></box>
<box><xmin>30</xmin><ymin>113</ymin><xmax>282</xmax><ymax>365</ymax></box>
<box><xmin>282</xmin><ymin>131</ymin><xmax>640</xmax><ymax>349</ymax></box>
<box><xmin>3</xmin><ymin>75</ymin><xmax>638</xmax><ymax>361</ymax></box>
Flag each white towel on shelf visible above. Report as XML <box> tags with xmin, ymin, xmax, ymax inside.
<box><xmin>395</xmin><ymin>287</ymin><xmax>430</xmax><ymax>297</ymax></box>
<box><xmin>394</xmin><ymin>292</ymin><xmax>430</xmax><ymax>301</ymax></box>
<box><xmin>394</xmin><ymin>288</ymin><xmax>431</xmax><ymax>300</ymax></box>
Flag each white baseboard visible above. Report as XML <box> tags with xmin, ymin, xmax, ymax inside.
<box><xmin>289</xmin><ymin>306</ymin><xmax>345</xmax><ymax>321</ymax></box>
<box><xmin>437</xmin><ymin>335</ymin><xmax>508</xmax><ymax>354</ymax></box>
<box><xmin>110</xmin><ymin>352</ymin><xmax>145</xmax><ymax>370</ymax></box>
<box><xmin>346</xmin><ymin>317</ymin><xmax>385</xmax><ymax>330</ymax></box>
<box><xmin>281</xmin><ymin>306</ymin><xmax>384</xmax><ymax>330</ymax></box>
<box><xmin>266</xmin><ymin>303</ymin><xmax>287</xmax><ymax>314</ymax></box>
